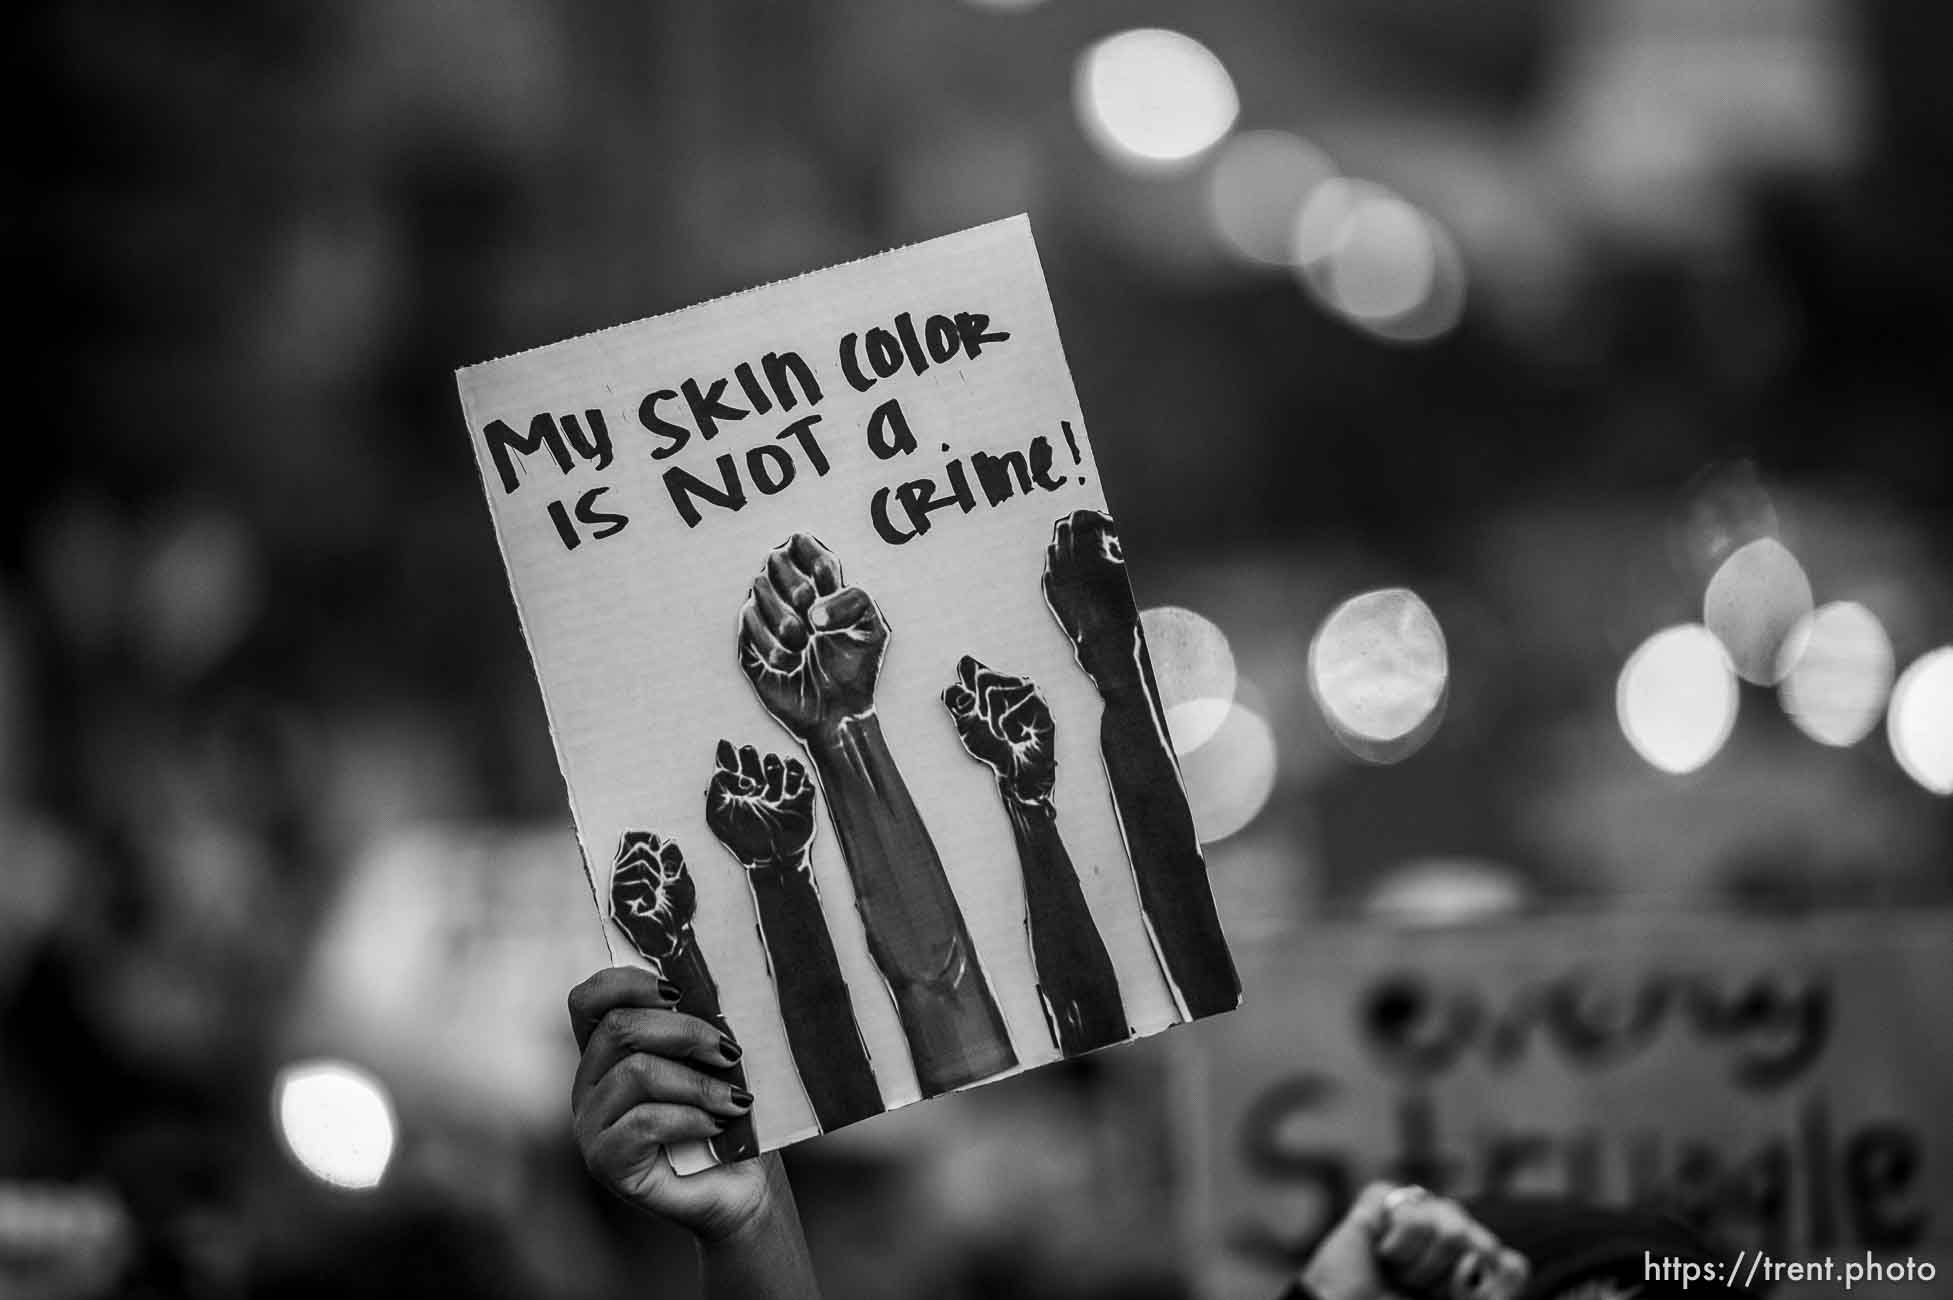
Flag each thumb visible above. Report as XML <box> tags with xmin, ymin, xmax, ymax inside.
<box><xmin>810</xmin><ymin>586</ymin><xmax>880</xmax><ymax>634</ymax></box>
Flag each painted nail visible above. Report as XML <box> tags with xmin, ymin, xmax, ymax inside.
<box><xmin>719</xmin><ymin>1035</ymin><xmax>743</xmax><ymax>1063</ymax></box>
<box><xmin>657</xmin><ymin>979</ymin><xmax>681</xmax><ymax>1002</ymax></box>
<box><xmin>729</xmin><ymin>1085</ymin><xmax>753</xmax><ymax>1109</ymax></box>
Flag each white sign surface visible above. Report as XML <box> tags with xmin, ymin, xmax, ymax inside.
<box><xmin>457</xmin><ymin>217</ymin><xmax>1239</xmax><ymax>1165</ymax></box>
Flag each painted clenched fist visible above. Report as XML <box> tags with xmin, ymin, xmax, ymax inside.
<box><xmin>611</xmin><ymin>832</ymin><xmax>698</xmax><ymax>964</ymax></box>
<box><xmin>705</xmin><ymin>740</ymin><xmax>816</xmax><ymax>869</ymax></box>
<box><xmin>942</xmin><ymin>655</ymin><xmax>1056</xmax><ymax>803</ymax></box>
<box><xmin>739</xmin><ymin>533</ymin><xmax>888</xmax><ymax>740</ymax></box>
<box><xmin>1042</xmin><ymin>510</ymin><xmax>1141</xmax><ymax>686</ymax></box>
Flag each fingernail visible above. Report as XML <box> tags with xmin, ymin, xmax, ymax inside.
<box><xmin>720</xmin><ymin>1035</ymin><xmax>743</xmax><ymax>1062</ymax></box>
<box><xmin>657</xmin><ymin>979</ymin><xmax>681</xmax><ymax>1002</ymax></box>
<box><xmin>729</xmin><ymin>1085</ymin><xmax>753</xmax><ymax>1108</ymax></box>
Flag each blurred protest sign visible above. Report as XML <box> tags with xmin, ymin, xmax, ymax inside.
<box><xmin>455</xmin><ymin>216</ymin><xmax>1239</xmax><ymax>1166</ymax></box>
<box><xmin>294</xmin><ymin>825</ymin><xmax>603</xmax><ymax>1130</ymax></box>
<box><xmin>1187</xmin><ymin>910</ymin><xmax>1953</xmax><ymax>1300</ymax></box>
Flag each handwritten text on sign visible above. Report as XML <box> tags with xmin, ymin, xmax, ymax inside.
<box><xmin>478</xmin><ymin>308</ymin><xmax>1084</xmax><ymax>549</ymax></box>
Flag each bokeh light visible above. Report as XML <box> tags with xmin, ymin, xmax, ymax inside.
<box><xmin>1178</xmin><ymin>701</ymin><xmax>1278</xmax><ymax>843</ymax></box>
<box><xmin>1365</xmin><ymin>857</ymin><xmax>1531</xmax><ymax>927</ymax></box>
<box><xmin>1074</xmin><ymin>29</ymin><xmax>1238</xmax><ymax>172</ymax></box>
<box><xmin>1776</xmin><ymin>601</ymin><xmax>1894</xmax><ymax>747</ymax></box>
<box><xmin>1204</xmin><ymin>131</ymin><xmax>1335</xmax><ymax>267</ymax></box>
<box><xmin>1325</xmin><ymin>192</ymin><xmax>1437</xmax><ymax>320</ymax></box>
<box><xmin>1308</xmin><ymin>588</ymin><xmax>1449</xmax><ymax>762</ymax></box>
<box><xmin>1888</xmin><ymin>647</ymin><xmax>1953</xmax><ymax>795</ymax></box>
<box><xmin>1140</xmin><ymin>605</ymin><xmax>1237</xmax><ymax>755</ymax></box>
<box><xmin>1702</xmin><ymin>537</ymin><xmax>1812</xmax><ymax>684</ymax></box>
<box><xmin>1292</xmin><ymin>181</ymin><xmax>1467</xmax><ymax>343</ymax></box>
<box><xmin>1616</xmin><ymin>624</ymin><xmax>1738</xmax><ymax>774</ymax></box>
<box><xmin>1351</xmin><ymin>213</ymin><xmax>1467</xmax><ymax>344</ymax></box>
<box><xmin>1290</xmin><ymin>176</ymin><xmax>1362</xmax><ymax>267</ymax></box>
<box><xmin>1672</xmin><ymin>459</ymin><xmax>1780</xmax><ymax>584</ymax></box>
<box><xmin>274</xmin><ymin>1060</ymin><xmax>397</xmax><ymax>1190</ymax></box>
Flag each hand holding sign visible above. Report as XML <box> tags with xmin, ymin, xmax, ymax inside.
<box><xmin>739</xmin><ymin>534</ymin><xmax>886</xmax><ymax>741</ymax></box>
<box><xmin>566</xmin><ymin>968</ymin><xmax>773</xmax><ymax>1238</ymax></box>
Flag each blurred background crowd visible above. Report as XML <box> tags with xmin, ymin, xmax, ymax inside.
<box><xmin>6</xmin><ymin>0</ymin><xmax>1951</xmax><ymax>1297</ymax></box>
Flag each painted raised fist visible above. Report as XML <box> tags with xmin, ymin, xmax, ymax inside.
<box><xmin>611</xmin><ymin>832</ymin><xmax>697</xmax><ymax>965</ymax></box>
<box><xmin>705</xmin><ymin>741</ymin><xmax>817</xmax><ymax>868</ymax></box>
<box><xmin>943</xmin><ymin>655</ymin><xmax>1056</xmax><ymax>803</ymax></box>
<box><xmin>738</xmin><ymin>533</ymin><xmax>888</xmax><ymax>740</ymax></box>
<box><xmin>1042</xmin><ymin>510</ymin><xmax>1141</xmax><ymax>685</ymax></box>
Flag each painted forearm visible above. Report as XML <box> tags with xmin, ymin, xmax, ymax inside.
<box><xmin>1091</xmin><ymin>644</ymin><xmax>1242</xmax><ymax>1020</ymax></box>
<box><xmin>664</xmin><ymin>940</ymin><xmax>761</xmax><ymax>1163</ymax></box>
<box><xmin>744</xmin><ymin>853</ymin><xmax>884</xmax><ymax>1131</ymax></box>
<box><xmin>806</xmin><ymin>714</ymin><xmax>1017</xmax><ymax>1095</ymax></box>
<box><xmin>999</xmin><ymin>793</ymin><xmax>1128</xmax><ymax>1056</ymax></box>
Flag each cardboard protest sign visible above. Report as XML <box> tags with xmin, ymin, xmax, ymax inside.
<box><xmin>456</xmin><ymin>216</ymin><xmax>1240</xmax><ymax>1165</ymax></box>
<box><xmin>1185</xmin><ymin>911</ymin><xmax>1953</xmax><ymax>1300</ymax></box>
